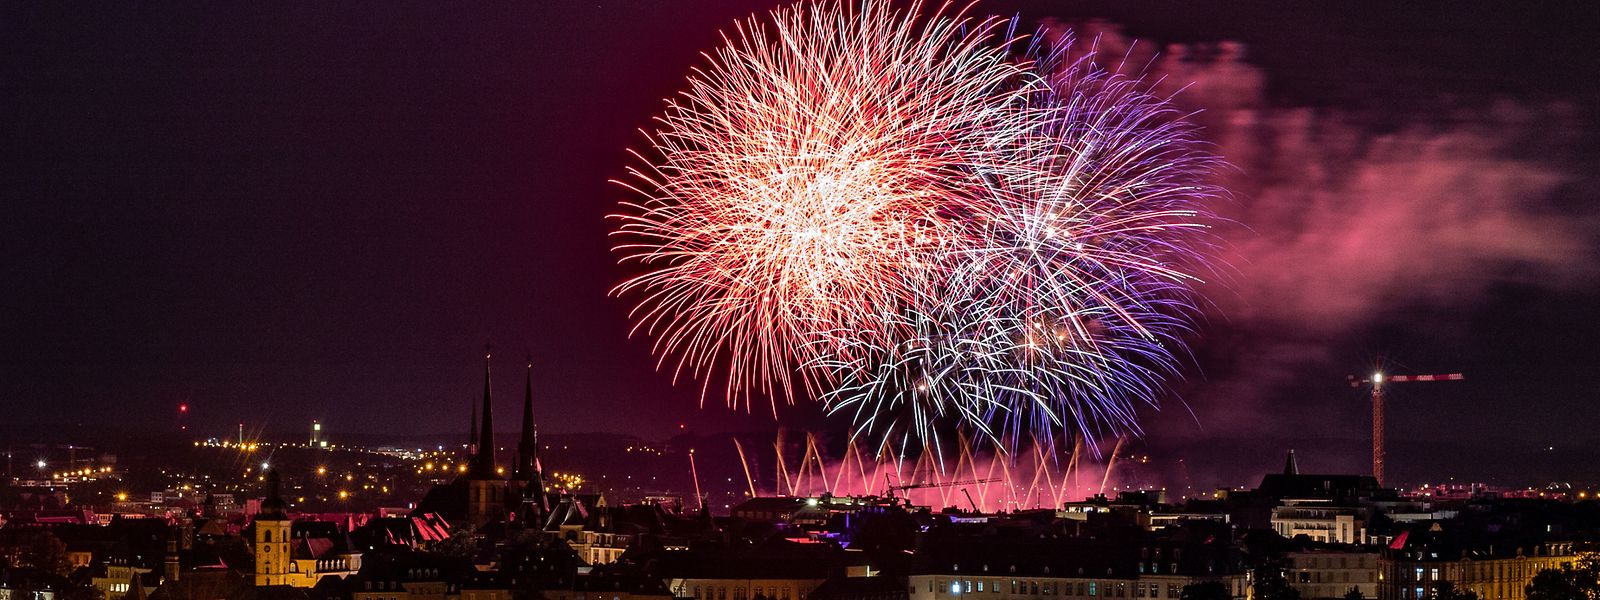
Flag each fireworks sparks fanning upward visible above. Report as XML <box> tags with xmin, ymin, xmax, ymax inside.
<box><xmin>611</xmin><ymin>0</ymin><xmax>1220</xmax><ymax>453</ymax></box>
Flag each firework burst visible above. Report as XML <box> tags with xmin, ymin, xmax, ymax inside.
<box><xmin>612</xmin><ymin>0</ymin><xmax>1037</xmax><ymax>411</ymax></box>
<box><xmin>611</xmin><ymin>0</ymin><xmax>1219</xmax><ymax>450</ymax></box>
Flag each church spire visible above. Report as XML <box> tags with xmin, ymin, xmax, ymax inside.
<box><xmin>468</xmin><ymin>349</ymin><xmax>498</xmax><ymax>479</ymax></box>
<box><xmin>514</xmin><ymin>358</ymin><xmax>544</xmax><ymax>485</ymax></box>
<box><xmin>513</xmin><ymin>357</ymin><xmax>550</xmax><ymax>524</ymax></box>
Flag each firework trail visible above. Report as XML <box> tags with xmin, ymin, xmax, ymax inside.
<box><xmin>612</xmin><ymin>0</ymin><xmax>1219</xmax><ymax>451</ymax></box>
<box><xmin>750</xmin><ymin>431</ymin><xmax>1136</xmax><ymax>512</ymax></box>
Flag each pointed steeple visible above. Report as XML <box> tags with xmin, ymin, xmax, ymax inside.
<box><xmin>1284</xmin><ymin>449</ymin><xmax>1300</xmax><ymax>476</ymax></box>
<box><xmin>514</xmin><ymin>358</ymin><xmax>542</xmax><ymax>483</ymax></box>
<box><xmin>468</xmin><ymin>349</ymin><xmax>499</xmax><ymax>479</ymax></box>
<box><xmin>514</xmin><ymin>357</ymin><xmax>548</xmax><ymax>521</ymax></box>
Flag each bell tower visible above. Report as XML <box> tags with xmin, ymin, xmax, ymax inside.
<box><xmin>253</xmin><ymin>470</ymin><xmax>292</xmax><ymax>586</ymax></box>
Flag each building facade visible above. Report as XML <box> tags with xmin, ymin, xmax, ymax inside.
<box><xmin>1286</xmin><ymin>550</ymin><xmax>1378</xmax><ymax>600</ymax></box>
<box><xmin>1378</xmin><ymin>542</ymin><xmax>1577</xmax><ymax>600</ymax></box>
<box><xmin>668</xmin><ymin>577</ymin><xmax>825</xmax><ymax>600</ymax></box>
<box><xmin>1271</xmin><ymin>499</ymin><xmax>1369</xmax><ymax>545</ymax></box>
<box><xmin>907</xmin><ymin>573</ymin><xmax>1248</xmax><ymax>600</ymax></box>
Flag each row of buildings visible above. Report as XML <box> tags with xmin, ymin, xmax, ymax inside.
<box><xmin>1</xmin><ymin>362</ymin><xmax>1595</xmax><ymax>600</ymax></box>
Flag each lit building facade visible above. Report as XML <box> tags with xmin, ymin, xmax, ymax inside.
<box><xmin>1286</xmin><ymin>550</ymin><xmax>1378</xmax><ymax>600</ymax></box>
<box><xmin>1378</xmin><ymin>541</ymin><xmax>1578</xmax><ymax>600</ymax></box>
<box><xmin>907</xmin><ymin>573</ymin><xmax>1248</xmax><ymax>600</ymax></box>
<box><xmin>668</xmin><ymin>577</ymin><xmax>825</xmax><ymax>600</ymax></box>
<box><xmin>1271</xmin><ymin>499</ymin><xmax>1369</xmax><ymax>545</ymax></box>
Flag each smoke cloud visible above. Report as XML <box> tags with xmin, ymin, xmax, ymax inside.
<box><xmin>1050</xmin><ymin>22</ymin><xmax>1598</xmax><ymax>461</ymax></box>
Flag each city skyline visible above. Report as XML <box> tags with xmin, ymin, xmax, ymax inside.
<box><xmin>3</xmin><ymin>6</ymin><xmax>1600</xmax><ymax>600</ymax></box>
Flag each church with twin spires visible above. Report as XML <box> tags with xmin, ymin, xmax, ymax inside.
<box><xmin>415</xmin><ymin>351</ymin><xmax>551</xmax><ymax>529</ymax></box>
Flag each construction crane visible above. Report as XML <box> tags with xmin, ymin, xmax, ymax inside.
<box><xmin>887</xmin><ymin>478</ymin><xmax>998</xmax><ymax>498</ymax></box>
<box><xmin>1348</xmin><ymin>371</ymin><xmax>1464</xmax><ymax>485</ymax></box>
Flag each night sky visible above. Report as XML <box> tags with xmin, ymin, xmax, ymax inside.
<box><xmin>4</xmin><ymin>2</ymin><xmax>1597</xmax><ymax>486</ymax></box>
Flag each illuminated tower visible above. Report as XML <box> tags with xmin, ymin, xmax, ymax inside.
<box><xmin>309</xmin><ymin>420</ymin><xmax>322</xmax><ymax>448</ymax></box>
<box><xmin>512</xmin><ymin>358</ymin><xmax>548</xmax><ymax>522</ymax></box>
<box><xmin>253</xmin><ymin>470</ymin><xmax>292</xmax><ymax>586</ymax></box>
<box><xmin>465</xmin><ymin>351</ymin><xmax>505</xmax><ymax>528</ymax></box>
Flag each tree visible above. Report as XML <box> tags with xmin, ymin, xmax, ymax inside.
<box><xmin>1253</xmin><ymin>563</ymin><xmax>1303</xmax><ymax>600</ymax></box>
<box><xmin>60</xmin><ymin>584</ymin><xmax>106</xmax><ymax>600</ymax></box>
<box><xmin>1344</xmin><ymin>588</ymin><xmax>1366</xmax><ymax>600</ymax></box>
<box><xmin>1432</xmin><ymin>581</ymin><xmax>1479</xmax><ymax>600</ymax></box>
<box><xmin>432</xmin><ymin>528</ymin><xmax>480</xmax><ymax>561</ymax></box>
<box><xmin>1525</xmin><ymin>559</ymin><xmax>1600</xmax><ymax>600</ymax></box>
<box><xmin>1181</xmin><ymin>581</ymin><xmax>1231</xmax><ymax>600</ymax></box>
<box><xmin>18</xmin><ymin>531</ymin><xmax>73</xmax><ymax>577</ymax></box>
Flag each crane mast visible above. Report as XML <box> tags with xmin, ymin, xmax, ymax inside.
<box><xmin>1348</xmin><ymin>371</ymin><xmax>1464</xmax><ymax>485</ymax></box>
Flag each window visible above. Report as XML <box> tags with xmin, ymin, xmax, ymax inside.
<box><xmin>1089</xmin><ymin>583</ymin><xmax>1097</xmax><ymax>597</ymax></box>
<box><xmin>978</xmin><ymin>582</ymin><xmax>985</xmax><ymax>593</ymax></box>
